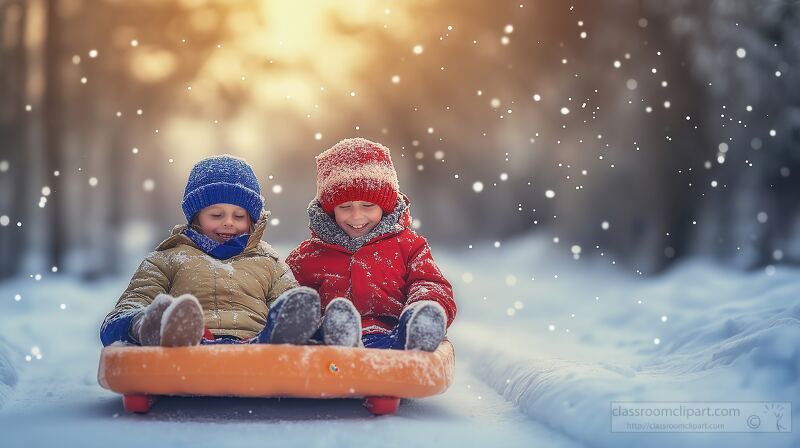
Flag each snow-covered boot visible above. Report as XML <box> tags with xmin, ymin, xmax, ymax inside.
<box><xmin>322</xmin><ymin>298</ymin><xmax>362</xmax><ymax>347</ymax></box>
<box><xmin>159</xmin><ymin>294</ymin><xmax>204</xmax><ymax>347</ymax></box>
<box><xmin>257</xmin><ymin>286</ymin><xmax>321</xmax><ymax>344</ymax></box>
<box><xmin>131</xmin><ymin>294</ymin><xmax>174</xmax><ymax>346</ymax></box>
<box><xmin>404</xmin><ymin>301</ymin><xmax>446</xmax><ymax>352</ymax></box>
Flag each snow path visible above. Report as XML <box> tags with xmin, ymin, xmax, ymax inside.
<box><xmin>0</xmin><ymin>275</ymin><xmax>581</xmax><ymax>448</ymax></box>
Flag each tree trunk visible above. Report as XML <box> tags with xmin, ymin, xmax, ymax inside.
<box><xmin>43</xmin><ymin>0</ymin><xmax>64</xmax><ymax>270</ymax></box>
<box><xmin>0</xmin><ymin>1</ymin><xmax>28</xmax><ymax>279</ymax></box>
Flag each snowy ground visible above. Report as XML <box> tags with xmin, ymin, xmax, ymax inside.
<box><xmin>0</xmin><ymin>235</ymin><xmax>797</xmax><ymax>447</ymax></box>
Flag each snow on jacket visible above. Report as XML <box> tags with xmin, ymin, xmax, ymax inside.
<box><xmin>286</xmin><ymin>195</ymin><xmax>456</xmax><ymax>335</ymax></box>
<box><xmin>102</xmin><ymin>213</ymin><xmax>298</xmax><ymax>340</ymax></box>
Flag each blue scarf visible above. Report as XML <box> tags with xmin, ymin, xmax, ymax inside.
<box><xmin>185</xmin><ymin>228</ymin><xmax>249</xmax><ymax>260</ymax></box>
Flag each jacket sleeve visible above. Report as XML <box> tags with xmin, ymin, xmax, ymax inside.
<box><xmin>403</xmin><ymin>235</ymin><xmax>457</xmax><ymax>328</ymax></box>
<box><xmin>285</xmin><ymin>240</ymin><xmax>321</xmax><ymax>291</ymax></box>
<box><xmin>99</xmin><ymin>254</ymin><xmax>172</xmax><ymax>346</ymax></box>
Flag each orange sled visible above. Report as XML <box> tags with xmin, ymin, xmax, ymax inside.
<box><xmin>98</xmin><ymin>340</ymin><xmax>455</xmax><ymax>415</ymax></box>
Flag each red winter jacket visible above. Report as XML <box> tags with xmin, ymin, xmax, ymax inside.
<box><xmin>286</xmin><ymin>195</ymin><xmax>456</xmax><ymax>335</ymax></box>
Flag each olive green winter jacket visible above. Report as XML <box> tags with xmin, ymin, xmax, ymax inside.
<box><xmin>102</xmin><ymin>214</ymin><xmax>298</xmax><ymax>340</ymax></box>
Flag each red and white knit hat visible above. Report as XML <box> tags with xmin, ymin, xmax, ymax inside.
<box><xmin>316</xmin><ymin>138</ymin><xmax>399</xmax><ymax>215</ymax></box>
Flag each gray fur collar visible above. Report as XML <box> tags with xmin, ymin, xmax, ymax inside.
<box><xmin>307</xmin><ymin>198</ymin><xmax>407</xmax><ymax>252</ymax></box>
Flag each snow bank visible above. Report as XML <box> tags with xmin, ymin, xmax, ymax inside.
<box><xmin>0</xmin><ymin>336</ymin><xmax>17</xmax><ymax>409</ymax></box>
<box><xmin>457</xmin><ymin>313</ymin><xmax>798</xmax><ymax>448</ymax></box>
<box><xmin>441</xmin><ymin>236</ymin><xmax>799</xmax><ymax>447</ymax></box>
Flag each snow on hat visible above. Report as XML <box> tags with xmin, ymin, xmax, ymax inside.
<box><xmin>181</xmin><ymin>155</ymin><xmax>264</xmax><ymax>223</ymax></box>
<box><xmin>316</xmin><ymin>138</ymin><xmax>399</xmax><ymax>215</ymax></box>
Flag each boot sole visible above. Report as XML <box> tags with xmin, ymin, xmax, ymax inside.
<box><xmin>322</xmin><ymin>299</ymin><xmax>362</xmax><ymax>347</ymax></box>
<box><xmin>269</xmin><ymin>290</ymin><xmax>321</xmax><ymax>344</ymax></box>
<box><xmin>406</xmin><ymin>303</ymin><xmax>446</xmax><ymax>352</ymax></box>
<box><xmin>139</xmin><ymin>295</ymin><xmax>173</xmax><ymax>346</ymax></box>
<box><xmin>160</xmin><ymin>295</ymin><xmax>204</xmax><ymax>347</ymax></box>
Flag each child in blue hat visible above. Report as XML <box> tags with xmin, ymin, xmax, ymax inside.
<box><xmin>100</xmin><ymin>155</ymin><xmax>323</xmax><ymax>347</ymax></box>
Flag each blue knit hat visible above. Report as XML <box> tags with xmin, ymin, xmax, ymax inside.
<box><xmin>181</xmin><ymin>155</ymin><xmax>264</xmax><ymax>223</ymax></box>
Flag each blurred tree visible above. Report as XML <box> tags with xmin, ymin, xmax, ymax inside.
<box><xmin>0</xmin><ymin>0</ymin><xmax>27</xmax><ymax>279</ymax></box>
<box><xmin>646</xmin><ymin>0</ymin><xmax>800</xmax><ymax>268</ymax></box>
<box><xmin>43</xmin><ymin>0</ymin><xmax>65</xmax><ymax>272</ymax></box>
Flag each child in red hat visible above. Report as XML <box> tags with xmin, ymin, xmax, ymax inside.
<box><xmin>286</xmin><ymin>138</ymin><xmax>457</xmax><ymax>351</ymax></box>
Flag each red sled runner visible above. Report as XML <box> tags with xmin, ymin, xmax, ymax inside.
<box><xmin>98</xmin><ymin>340</ymin><xmax>455</xmax><ymax>415</ymax></box>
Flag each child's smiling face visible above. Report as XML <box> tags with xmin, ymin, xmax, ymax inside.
<box><xmin>196</xmin><ymin>204</ymin><xmax>251</xmax><ymax>243</ymax></box>
<box><xmin>334</xmin><ymin>201</ymin><xmax>383</xmax><ymax>238</ymax></box>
